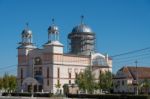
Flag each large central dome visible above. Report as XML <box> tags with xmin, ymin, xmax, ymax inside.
<box><xmin>72</xmin><ymin>24</ymin><xmax>93</xmax><ymax>33</ymax></box>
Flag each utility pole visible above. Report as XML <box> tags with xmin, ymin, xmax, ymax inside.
<box><xmin>135</xmin><ymin>60</ymin><xmax>138</xmax><ymax>95</ymax></box>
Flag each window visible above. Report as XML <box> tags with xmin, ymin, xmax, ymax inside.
<box><xmin>34</xmin><ymin>57</ymin><xmax>42</xmax><ymax>65</ymax></box>
<box><xmin>34</xmin><ymin>67</ymin><xmax>42</xmax><ymax>76</ymax></box>
<box><xmin>122</xmin><ymin>80</ymin><xmax>124</xmax><ymax>86</ymax></box>
<box><xmin>69</xmin><ymin>73</ymin><xmax>71</xmax><ymax>79</ymax></box>
<box><xmin>75</xmin><ymin>73</ymin><xmax>78</xmax><ymax>78</ymax></box>
<box><xmin>47</xmin><ymin>67</ymin><xmax>49</xmax><ymax>78</ymax></box>
<box><xmin>47</xmin><ymin>79</ymin><xmax>49</xmax><ymax>86</ymax></box>
<box><xmin>69</xmin><ymin>80</ymin><xmax>71</xmax><ymax>84</ymax></box>
<box><xmin>21</xmin><ymin>68</ymin><xmax>23</xmax><ymax>85</ymax></box>
<box><xmin>57</xmin><ymin>68</ymin><xmax>60</xmax><ymax>78</ymax></box>
<box><xmin>21</xmin><ymin>68</ymin><xmax>23</xmax><ymax>79</ymax></box>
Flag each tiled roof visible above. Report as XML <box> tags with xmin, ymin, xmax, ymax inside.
<box><xmin>114</xmin><ymin>66</ymin><xmax>150</xmax><ymax>80</ymax></box>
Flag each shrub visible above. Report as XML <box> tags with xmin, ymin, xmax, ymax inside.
<box><xmin>67</xmin><ymin>94</ymin><xmax>150</xmax><ymax>99</ymax></box>
<box><xmin>2</xmin><ymin>92</ymin><xmax>53</xmax><ymax>97</ymax></box>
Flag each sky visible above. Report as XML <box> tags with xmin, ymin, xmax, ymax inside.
<box><xmin>0</xmin><ymin>0</ymin><xmax>150</xmax><ymax>76</ymax></box>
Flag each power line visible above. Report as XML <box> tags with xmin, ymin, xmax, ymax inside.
<box><xmin>110</xmin><ymin>47</ymin><xmax>150</xmax><ymax>58</ymax></box>
<box><xmin>113</xmin><ymin>52</ymin><xmax>150</xmax><ymax>61</ymax></box>
<box><xmin>0</xmin><ymin>65</ymin><xmax>16</xmax><ymax>70</ymax></box>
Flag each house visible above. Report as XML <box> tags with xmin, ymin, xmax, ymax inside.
<box><xmin>113</xmin><ymin>66</ymin><xmax>150</xmax><ymax>94</ymax></box>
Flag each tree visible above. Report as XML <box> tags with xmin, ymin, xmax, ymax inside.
<box><xmin>98</xmin><ymin>71</ymin><xmax>112</xmax><ymax>92</ymax></box>
<box><xmin>0</xmin><ymin>77</ymin><xmax>3</xmax><ymax>90</ymax></box>
<box><xmin>8</xmin><ymin>75</ymin><xmax>16</xmax><ymax>92</ymax></box>
<box><xmin>1</xmin><ymin>73</ymin><xmax>17</xmax><ymax>92</ymax></box>
<box><xmin>75</xmin><ymin>67</ymin><xmax>97</xmax><ymax>94</ymax></box>
<box><xmin>142</xmin><ymin>79</ymin><xmax>150</xmax><ymax>94</ymax></box>
<box><xmin>3</xmin><ymin>73</ymin><xmax>9</xmax><ymax>92</ymax></box>
<box><xmin>55</xmin><ymin>81</ymin><xmax>61</xmax><ymax>94</ymax></box>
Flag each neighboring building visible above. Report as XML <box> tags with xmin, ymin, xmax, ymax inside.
<box><xmin>17</xmin><ymin>17</ymin><xmax>112</xmax><ymax>94</ymax></box>
<box><xmin>113</xmin><ymin>66</ymin><xmax>150</xmax><ymax>94</ymax></box>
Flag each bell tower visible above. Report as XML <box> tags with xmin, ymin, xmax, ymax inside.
<box><xmin>44</xmin><ymin>19</ymin><xmax>63</xmax><ymax>54</ymax></box>
<box><xmin>18</xmin><ymin>23</ymin><xmax>36</xmax><ymax>56</ymax></box>
<box><xmin>17</xmin><ymin>23</ymin><xmax>36</xmax><ymax>91</ymax></box>
<box><xmin>47</xmin><ymin>18</ymin><xmax>59</xmax><ymax>43</ymax></box>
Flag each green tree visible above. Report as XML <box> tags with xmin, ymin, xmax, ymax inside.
<box><xmin>55</xmin><ymin>81</ymin><xmax>61</xmax><ymax>94</ymax></box>
<box><xmin>0</xmin><ymin>77</ymin><xmax>3</xmax><ymax>90</ymax></box>
<box><xmin>98</xmin><ymin>71</ymin><xmax>112</xmax><ymax>92</ymax></box>
<box><xmin>2</xmin><ymin>73</ymin><xmax>17</xmax><ymax>92</ymax></box>
<box><xmin>3</xmin><ymin>73</ymin><xmax>9</xmax><ymax>92</ymax></box>
<box><xmin>8</xmin><ymin>75</ymin><xmax>16</xmax><ymax>92</ymax></box>
<box><xmin>76</xmin><ymin>67</ymin><xmax>97</xmax><ymax>94</ymax></box>
<box><xmin>142</xmin><ymin>79</ymin><xmax>150</xmax><ymax>94</ymax></box>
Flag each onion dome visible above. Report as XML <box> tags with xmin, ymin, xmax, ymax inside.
<box><xmin>48</xmin><ymin>19</ymin><xmax>59</xmax><ymax>34</ymax></box>
<box><xmin>71</xmin><ymin>15</ymin><xmax>93</xmax><ymax>33</ymax></box>
<box><xmin>22</xmin><ymin>29</ymin><xmax>32</xmax><ymax>37</ymax></box>
<box><xmin>22</xmin><ymin>23</ymin><xmax>32</xmax><ymax>37</ymax></box>
<box><xmin>72</xmin><ymin>24</ymin><xmax>92</xmax><ymax>33</ymax></box>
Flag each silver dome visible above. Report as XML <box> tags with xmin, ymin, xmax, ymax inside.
<box><xmin>72</xmin><ymin>24</ymin><xmax>93</xmax><ymax>33</ymax></box>
<box><xmin>48</xmin><ymin>25</ymin><xmax>59</xmax><ymax>34</ymax></box>
<box><xmin>22</xmin><ymin>29</ymin><xmax>32</xmax><ymax>37</ymax></box>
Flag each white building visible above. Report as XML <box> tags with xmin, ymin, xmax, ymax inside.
<box><xmin>113</xmin><ymin>66</ymin><xmax>150</xmax><ymax>94</ymax></box>
<box><xmin>17</xmin><ymin>18</ymin><xmax>112</xmax><ymax>94</ymax></box>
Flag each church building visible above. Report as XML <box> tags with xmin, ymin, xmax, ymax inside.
<box><xmin>17</xmin><ymin>17</ymin><xmax>112</xmax><ymax>94</ymax></box>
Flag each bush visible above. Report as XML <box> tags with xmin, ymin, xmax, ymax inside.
<box><xmin>67</xmin><ymin>94</ymin><xmax>150</xmax><ymax>99</ymax></box>
<box><xmin>2</xmin><ymin>92</ymin><xmax>53</xmax><ymax>97</ymax></box>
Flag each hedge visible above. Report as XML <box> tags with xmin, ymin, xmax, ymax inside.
<box><xmin>2</xmin><ymin>92</ymin><xmax>53</xmax><ymax>97</ymax></box>
<box><xmin>67</xmin><ymin>94</ymin><xmax>150</xmax><ymax>99</ymax></box>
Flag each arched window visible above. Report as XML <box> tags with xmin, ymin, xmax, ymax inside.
<box><xmin>92</xmin><ymin>55</ymin><xmax>108</xmax><ymax>66</ymax></box>
<box><xmin>34</xmin><ymin>57</ymin><xmax>42</xmax><ymax>65</ymax></box>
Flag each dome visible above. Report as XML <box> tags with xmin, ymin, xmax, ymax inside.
<box><xmin>22</xmin><ymin>29</ymin><xmax>32</xmax><ymax>37</ymax></box>
<box><xmin>72</xmin><ymin>24</ymin><xmax>93</xmax><ymax>33</ymax></box>
<box><xmin>48</xmin><ymin>25</ymin><xmax>59</xmax><ymax>34</ymax></box>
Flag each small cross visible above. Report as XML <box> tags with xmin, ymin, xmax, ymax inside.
<box><xmin>52</xmin><ymin>18</ymin><xmax>55</xmax><ymax>24</ymax></box>
<box><xmin>26</xmin><ymin>22</ymin><xmax>29</xmax><ymax>29</ymax></box>
<box><xmin>81</xmin><ymin>15</ymin><xmax>84</xmax><ymax>24</ymax></box>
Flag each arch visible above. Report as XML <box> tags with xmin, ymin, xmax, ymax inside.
<box><xmin>22</xmin><ymin>77</ymin><xmax>39</xmax><ymax>85</ymax></box>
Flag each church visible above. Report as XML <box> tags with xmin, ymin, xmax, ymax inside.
<box><xmin>17</xmin><ymin>17</ymin><xmax>112</xmax><ymax>94</ymax></box>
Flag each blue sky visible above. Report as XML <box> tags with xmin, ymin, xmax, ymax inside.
<box><xmin>0</xmin><ymin>0</ymin><xmax>150</xmax><ymax>75</ymax></box>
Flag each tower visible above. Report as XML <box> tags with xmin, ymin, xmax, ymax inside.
<box><xmin>44</xmin><ymin>19</ymin><xmax>63</xmax><ymax>54</ymax></box>
<box><xmin>68</xmin><ymin>16</ymin><xmax>95</xmax><ymax>55</ymax></box>
<box><xmin>17</xmin><ymin>23</ymin><xmax>36</xmax><ymax>92</ymax></box>
<box><xmin>18</xmin><ymin>23</ymin><xmax>36</xmax><ymax>51</ymax></box>
<box><xmin>48</xmin><ymin>18</ymin><xmax>59</xmax><ymax>43</ymax></box>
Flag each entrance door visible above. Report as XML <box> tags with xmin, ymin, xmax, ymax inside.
<box><xmin>27</xmin><ymin>85</ymin><xmax>32</xmax><ymax>92</ymax></box>
<box><xmin>39</xmin><ymin>85</ymin><xmax>43</xmax><ymax>92</ymax></box>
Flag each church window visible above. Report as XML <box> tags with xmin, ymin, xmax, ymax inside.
<box><xmin>57</xmin><ymin>68</ymin><xmax>60</xmax><ymax>78</ymax></box>
<box><xmin>69</xmin><ymin>73</ymin><xmax>71</xmax><ymax>79</ymax></box>
<box><xmin>34</xmin><ymin>57</ymin><xmax>42</xmax><ymax>65</ymax></box>
<box><xmin>47</xmin><ymin>67</ymin><xmax>49</xmax><ymax>78</ymax></box>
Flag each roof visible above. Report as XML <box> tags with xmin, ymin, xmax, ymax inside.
<box><xmin>114</xmin><ymin>66</ymin><xmax>150</xmax><ymax>80</ymax></box>
<box><xmin>72</xmin><ymin>24</ymin><xmax>93</xmax><ymax>33</ymax></box>
<box><xmin>44</xmin><ymin>41</ymin><xmax>63</xmax><ymax>47</ymax></box>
